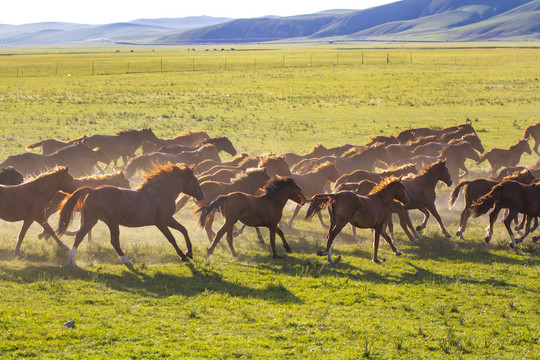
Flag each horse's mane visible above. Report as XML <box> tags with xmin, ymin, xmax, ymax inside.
<box><xmin>382</xmin><ymin>163</ymin><xmax>416</xmax><ymax>174</ymax></box>
<box><xmin>24</xmin><ymin>166</ymin><xmax>68</xmax><ymax>184</ymax></box>
<box><xmin>49</xmin><ymin>141</ymin><xmax>88</xmax><ymax>156</ymax></box>
<box><xmin>504</xmin><ymin>169</ymin><xmax>533</xmax><ymax>181</ymax></box>
<box><xmin>238</xmin><ymin>155</ymin><xmax>260</xmax><ymax>167</ymax></box>
<box><xmin>173</xmin><ymin>130</ymin><xmax>207</xmax><ymax>139</ymax></box>
<box><xmin>438</xmin><ymin>141</ymin><xmax>470</xmax><ymax>158</ymax></box>
<box><xmin>343</xmin><ymin>144</ymin><xmax>383</xmax><ymax>158</ymax></box>
<box><xmin>76</xmin><ymin>173</ymin><xmax>123</xmax><ymax>181</ymax></box>
<box><xmin>368</xmin><ymin>176</ymin><xmax>400</xmax><ymax>195</ymax></box>
<box><xmin>406</xmin><ymin>160</ymin><xmax>444</xmax><ymax>180</ymax></box>
<box><xmin>115</xmin><ymin>129</ymin><xmax>141</xmax><ymax>136</ymax></box>
<box><xmin>410</xmin><ymin>135</ymin><xmax>438</xmax><ymax>147</ymax></box>
<box><xmin>309</xmin><ymin>143</ymin><xmax>327</xmax><ymax>153</ymax></box>
<box><xmin>261</xmin><ymin>177</ymin><xmax>295</xmax><ymax>196</ymax></box>
<box><xmin>68</xmin><ymin>134</ymin><xmax>87</xmax><ymax>142</ymax></box>
<box><xmin>305</xmin><ymin>161</ymin><xmax>334</xmax><ymax>175</ymax></box>
<box><xmin>200</xmin><ymin>136</ymin><xmax>228</xmax><ymax>145</ymax></box>
<box><xmin>230</xmin><ymin>168</ymin><xmax>268</xmax><ymax>185</ymax></box>
<box><xmin>258</xmin><ymin>154</ymin><xmax>285</xmax><ymax>167</ymax></box>
<box><xmin>138</xmin><ymin>163</ymin><xmax>192</xmax><ymax>190</ymax></box>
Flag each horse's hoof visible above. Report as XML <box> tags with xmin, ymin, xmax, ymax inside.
<box><xmin>455</xmin><ymin>231</ymin><xmax>461</xmax><ymax>237</ymax></box>
<box><xmin>258</xmin><ymin>238</ymin><xmax>265</xmax><ymax>244</ymax></box>
<box><xmin>484</xmin><ymin>236</ymin><xmax>491</xmax><ymax>243</ymax></box>
<box><xmin>533</xmin><ymin>236</ymin><xmax>539</xmax><ymax>243</ymax></box>
<box><xmin>181</xmin><ymin>256</ymin><xmax>190</xmax><ymax>262</ymax></box>
<box><xmin>394</xmin><ymin>249</ymin><xmax>402</xmax><ymax>256</ymax></box>
<box><xmin>285</xmin><ymin>246</ymin><xmax>293</xmax><ymax>254</ymax></box>
<box><xmin>444</xmin><ymin>233</ymin><xmax>451</xmax><ymax>239</ymax></box>
<box><xmin>317</xmin><ymin>250</ymin><xmax>327</xmax><ymax>256</ymax></box>
<box><xmin>415</xmin><ymin>226</ymin><xmax>423</xmax><ymax>232</ymax></box>
<box><xmin>186</xmin><ymin>251</ymin><xmax>193</xmax><ymax>260</ymax></box>
<box><xmin>509</xmin><ymin>241</ymin><xmax>515</xmax><ymax>248</ymax></box>
<box><xmin>14</xmin><ymin>251</ymin><xmax>25</xmax><ymax>258</ymax></box>
<box><xmin>373</xmin><ymin>257</ymin><xmax>385</xmax><ymax>264</ymax></box>
<box><xmin>206</xmin><ymin>247</ymin><xmax>212</xmax><ymax>256</ymax></box>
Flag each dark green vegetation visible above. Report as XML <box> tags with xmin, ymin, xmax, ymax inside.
<box><xmin>0</xmin><ymin>45</ymin><xmax>539</xmax><ymax>358</ymax></box>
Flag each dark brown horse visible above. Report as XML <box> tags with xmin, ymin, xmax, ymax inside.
<box><xmin>124</xmin><ymin>144</ymin><xmax>221</xmax><ymax>178</ymax></box>
<box><xmin>282</xmin><ymin>144</ymin><xmax>330</xmax><ymax>167</ymax></box>
<box><xmin>496</xmin><ymin>167</ymin><xmax>540</xmax><ymax>180</ymax></box>
<box><xmin>196</xmin><ymin>154</ymin><xmax>259</xmax><ymax>176</ymax></box>
<box><xmin>523</xmin><ymin>122</ymin><xmax>540</xmax><ymax>155</ymax></box>
<box><xmin>412</xmin><ymin>133</ymin><xmax>484</xmax><ymax>157</ymax></box>
<box><xmin>57</xmin><ymin>163</ymin><xmax>203</xmax><ymax>266</ymax></box>
<box><xmin>470</xmin><ymin>180</ymin><xmax>540</xmax><ymax>247</ymax></box>
<box><xmin>477</xmin><ymin>139</ymin><xmax>532</xmax><ymax>175</ymax></box>
<box><xmin>333</xmin><ymin>164</ymin><xmax>418</xmax><ymax>189</ymax></box>
<box><xmin>141</xmin><ymin>130</ymin><xmax>210</xmax><ymax>154</ymax></box>
<box><xmin>84</xmin><ymin>128</ymin><xmax>160</xmax><ymax>167</ymax></box>
<box><xmin>26</xmin><ymin>135</ymin><xmax>88</xmax><ymax>155</ymax></box>
<box><xmin>449</xmin><ymin>169</ymin><xmax>535</xmax><ymax>239</ymax></box>
<box><xmin>396</xmin><ymin>123</ymin><xmax>475</xmax><ymax>144</ymax></box>
<box><xmin>287</xmin><ymin>161</ymin><xmax>340</xmax><ymax>229</ymax></box>
<box><xmin>0</xmin><ymin>167</ymin><xmax>74</xmax><ymax>256</ymax></box>
<box><xmin>0</xmin><ymin>142</ymin><xmax>109</xmax><ymax>177</ymax></box>
<box><xmin>158</xmin><ymin>136</ymin><xmax>237</xmax><ymax>157</ymax></box>
<box><xmin>306</xmin><ymin>177</ymin><xmax>408</xmax><ymax>264</ymax></box>
<box><xmin>0</xmin><ymin>166</ymin><xmax>23</xmax><ymax>185</ymax></box>
<box><xmin>198</xmin><ymin>178</ymin><xmax>307</xmax><ymax>258</ymax></box>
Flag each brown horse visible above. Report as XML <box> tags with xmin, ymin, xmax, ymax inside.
<box><xmin>496</xmin><ymin>167</ymin><xmax>540</xmax><ymax>180</ymax></box>
<box><xmin>287</xmin><ymin>161</ymin><xmax>340</xmax><ymax>229</ymax></box>
<box><xmin>470</xmin><ymin>180</ymin><xmax>540</xmax><ymax>247</ymax></box>
<box><xmin>449</xmin><ymin>169</ymin><xmax>535</xmax><ymax>239</ymax></box>
<box><xmin>0</xmin><ymin>142</ymin><xmax>109</xmax><ymax>177</ymax></box>
<box><xmin>306</xmin><ymin>177</ymin><xmax>408</xmax><ymax>264</ymax></box>
<box><xmin>158</xmin><ymin>136</ymin><xmax>237</xmax><ymax>157</ymax></box>
<box><xmin>124</xmin><ymin>144</ymin><xmax>221</xmax><ymax>178</ymax></box>
<box><xmin>0</xmin><ymin>166</ymin><xmax>23</xmax><ymax>185</ymax></box>
<box><xmin>477</xmin><ymin>139</ymin><xmax>532</xmax><ymax>175</ymax></box>
<box><xmin>365</xmin><ymin>135</ymin><xmax>399</xmax><ymax>147</ymax></box>
<box><xmin>282</xmin><ymin>144</ymin><xmax>330</xmax><ymax>167</ymax></box>
<box><xmin>333</xmin><ymin>164</ymin><xmax>418</xmax><ymax>189</ymax></box>
<box><xmin>84</xmin><ymin>128</ymin><xmax>160</xmax><ymax>167</ymax></box>
<box><xmin>0</xmin><ymin>167</ymin><xmax>74</xmax><ymax>256</ymax></box>
<box><xmin>396</xmin><ymin>123</ymin><xmax>475</xmax><ymax>144</ymax></box>
<box><xmin>412</xmin><ymin>133</ymin><xmax>484</xmax><ymax>157</ymax></box>
<box><xmin>141</xmin><ymin>130</ymin><xmax>210</xmax><ymax>154</ymax></box>
<box><xmin>26</xmin><ymin>135</ymin><xmax>88</xmax><ymax>155</ymax></box>
<box><xmin>523</xmin><ymin>122</ymin><xmax>540</xmax><ymax>155</ymax></box>
<box><xmin>198</xmin><ymin>178</ymin><xmax>307</xmax><ymax>258</ymax></box>
<box><xmin>57</xmin><ymin>163</ymin><xmax>203</xmax><ymax>267</ymax></box>
<box><xmin>196</xmin><ymin>154</ymin><xmax>259</xmax><ymax>176</ymax></box>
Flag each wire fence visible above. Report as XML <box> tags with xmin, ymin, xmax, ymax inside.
<box><xmin>1</xmin><ymin>48</ymin><xmax>538</xmax><ymax>78</ymax></box>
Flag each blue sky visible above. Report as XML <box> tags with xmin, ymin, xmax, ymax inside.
<box><xmin>2</xmin><ymin>0</ymin><xmax>397</xmax><ymax>25</ymax></box>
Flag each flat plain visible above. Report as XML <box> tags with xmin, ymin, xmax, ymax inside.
<box><xmin>0</xmin><ymin>43</ymin><xmax>539</xmax><ymax>359</ymax></box>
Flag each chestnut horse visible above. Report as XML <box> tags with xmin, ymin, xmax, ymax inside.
<box><xmin>306</xmin><ymin>177</ymin><xmax>408</xmax><ymax>264</ymax></box>
<box><xmin>198</xmin><ymin>178</ymin><xmax>307</xmax><ymax>258</ymax></box>
<box><xmin>450</xmin><ymin>169</ymin><xmax>535</xmax><ymax>240</ymax></box>
<box><xmin>523</xmin><ymin>122</ymin><xmax>540</xmax><ymax>155</ymax></box>
<box><xmin>477</xmin><ymin>139</ymin><xmax>532</xmax><ymax>175</ymax></box>
<box><xmin>141</xmin><ymin>130</ymin><xmax>210</xmax><ymax>154</ymax></box>
<box><xmin>396</xmin><ymin>123</ymin><xmax>475</xmax><ymax>144</ymax></box>
<box><xmin>470</xmin><ymin>180</ymin><xmax>540</xmax><ymax>247</ymax></box>
<box><xmin>333</xmin><ymin>164</ymin><xmax>417</xmax><ymax>189</ymax></box>
<box><xmin>159</xmin><ymin>136</ymin><xmax>237</xmax><ymax>157</ymax></box>
<box><xmin>282</xmin><ymin>144</ymin><xmax>330</xmax><ymax>167</ymax></box>
<box><xmin>0</xmin><ymin>167</ymin><xmax>74</xmax><ymax>256</ymax></box>
<box><xmin>26</xmin><ymin>135</ymin><xmax>88</xmax><ymax>155</ymax></box>
<box><xmin>57</xmin><ymin>163</ymin><xmax>203</xmax><ymax>266</ymax></box>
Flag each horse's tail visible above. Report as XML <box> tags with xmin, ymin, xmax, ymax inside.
<box><xmin>57</xmin><ymin>187</ymin><xmax>93</xmax><ymax>235</ymax></box>
<box><xmin>449</xmin><ymin>180</ymin><xmax>469</xmax><ymax>208</ymax></box>
<box><xmin>26</xmin><ymin>140</ymin><xmax>44</xmax><ymax>150</ymax></box>
<box><xmin>470</xmin><ymin>185</ymin><xmax>502</xmax><ymax>218</ymax></box>
<box><xmin>524</xmin><ymin>126</ymin><xmax>532</xmax><ymax>139</ymax></box>
<box><xmin>196</xmin><ymin>196</ymin><xmax>228</xmax><ymax>228</ymax></box>
<box><xmin>305</xmin><ymin>194</ymin><xmax>336</xmax><ymax>219</ymax></box>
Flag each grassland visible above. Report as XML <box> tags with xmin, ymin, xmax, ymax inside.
<box><xmin>0</xmin><ymin>44</ymin><xmax>539</xmax><ymax>359</ymax></box>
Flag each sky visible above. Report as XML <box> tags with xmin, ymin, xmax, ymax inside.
<box><xmin>1</xmin><ymin>0</ymin><xmax>397</xmax><ymax>25</ymax></box>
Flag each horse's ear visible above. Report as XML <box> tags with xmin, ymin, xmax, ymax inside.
<box><xmin>441</xmin><ymin>159</ymin><xmax>447</xmax><ymax>165</ymax></box>
<box><xmin>188</xmin><ymin>164</ymin><xmax>195</xmax><ymax>171</ymax></box>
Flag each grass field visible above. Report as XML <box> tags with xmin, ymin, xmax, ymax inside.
<box><xmin>0</xmin><ymin>43</ymin><xmax>540</xmax><ymax>359</ymax></box>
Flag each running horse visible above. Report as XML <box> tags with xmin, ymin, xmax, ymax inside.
<box><xmin>57</xmin><ymin>163</ymin><xmax>203</xmax><ymax>266</ymax></box>
<box><xmin>198</xmin><ymin>178</ymin><xmax>307</xmax><ymax>259</ymax></box>
<box><xmin>523</xmin><ymin>122</ymin><xmax>540</xmax><ymax>155</ymax></box>
<box><xmin>26</xmin><ymin>135</ymin><xmax>88</xmax><ymax>155</ymax></box>
<box><xmin>477</xmin><ymin>139</ymin><xmax>532</xmax><ymax>175</ymax></box>
<box><xmin>159</xmin><ymin>136</ymin><xmax>237</xmax><ymax>157</ymax></box>
<box><xmin>305</xmin><ymin>177</ymin><xmax>408</xmax><ymax>264</ymax></box>
<box><xmin>0</xmin><ymin>167</ymin><xmax>74</xmax><ymax>256</ymax></box>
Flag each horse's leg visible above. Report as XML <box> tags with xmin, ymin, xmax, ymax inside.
<box><xmin>516</xmin><ymin>214</ymin><xmax>532</xmax><ymax>244</ymax></box>
<box><xmin>204</xmin><ymin>212</ymin><xmax>216</xmax><ymax>243</ymax></box>
<box><xmin>352</xmin><ymin>225</ymin><xmax>361</xmax><ymax>242</ymax></box>
<box><xmin>316</xmin><ymin>211</ymin><xmax>328</xmax><ymax>229</ymax></box>
<box><xmin>372</xmin><ymin>226</ymin><xmax>383</xmax><ymax>264</ymax></box>
<box><xmin>276</xmin><ymin>227</ymin><xmax>292</xmax><ymax>254</ymax></box>
<box><xmin>456</xmin><ymin>206</ymin><xmax>471</xmax><ymax>240</ymax></box>
<box><xmin>207</xmin><ymin>219</ymin><xmax>234</xmax><ymax>256</ymax></box>
<box><xmin>68</xmin><ymin>213</ymin><xmax>98</xmax><ymax>267</ymax></box>
<box><xmin>530</xmin><ymin>216</ymin><xmax>539</xmax><ymax>233</ymax></box>
<box><xmin>504</xmin><ymin>209</ymin><xmax>519</xmax><ymax>248</ymax></box>
<box><xmin>225</xmin><ymin>228</ymin><xmax>237</xmax><ymax>257</ymax></box>
<box><xmin>387</xmin><ymin>213</ymin><xmax>395</xmax><ymax>241</ymax></box>
<box><xmin>255</xmin><ymin>227</ymin><xmax>265</xmax><ymax>244</ymax></box>
<box><xmin>37</xmin><ymin>219</ymin><xmax>70</xmax><ymax>252</ymax></box>
<box><xmin>416</xmin><ymin>208</ymin><xmax>430</xmax><ymax>231</ymax></box>
<box><xmin>167</xmin><ymin>218</ymin><xmax>193</xmax><ymax>258</ymax></box>
<box><xmin>534</xmin><ymin>138</ymin><xmax>540</xmax><ymax>155</ymax></box>
<box><xmin>14</xmin><ymin>219</ymin><xmax>33</xmax><ymax>257</ymax></box>
<box><xmin>485</xmin><ymin>205</ymin><xmax>502</xmax><ymax>243</ymax></box>
<box><xmin>425</xmin><ymin>203</ymin><xmax>451</xmax><ymax>238</ymax></box>
<box><xmin>318</xmin><ymin>219</ymin><xmax>347</xmax><ymax>264</ymax></box>
<box><xmin>459</xmin><ymin>164</ymin><xmax>469</xmax><ymax>178</ymax></box>
<box><xmin>395</xmin><ymin>209</ymin><xmax>419</xmax><ymax>244</ymax></box>
<box><xmin>287</xmin><ymin>204</ymin><xmax>301</xmax><ymax>229</ymax></box>
<box><xmin>105</xmin><ymin>223</ymin><xmax>133</xmax><ymax>266</ymax></box>
<box><xmin>156</xmin><ymin>224</ymin><xmax>189</xmax><ymax>262</ymax></box>
<box><xmin>380</xmin><ymin>228</ymin><xmax>401</xmax><ymax>256</ymax></box>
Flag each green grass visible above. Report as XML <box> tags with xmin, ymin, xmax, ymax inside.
<box><xmin>0</xmin><ymin>44</ymin><xmax>540</xmax><ymax>358</ymax></box>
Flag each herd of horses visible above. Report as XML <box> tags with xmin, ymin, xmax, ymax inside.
<box><xmin>1</xmin><ymin>121</ymin><xmax>540</xmax><ymax>266</ymax></box>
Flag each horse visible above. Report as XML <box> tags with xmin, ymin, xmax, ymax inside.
<box><xmin>496</xmin><ymin>167</ymin><xmax>540</xmax><ymax>180</ymax></box>
<box><xmin>282</xmin><ymin>144</ymin><xmax>330</xmax><ymax>167</ymax></box>
<box><xmin>523</xmin><ymin>122</ymin><xmax>540</xmax><ymax>155</ymax></box>
<box><xmin>477</xmin><ymin>139</ymin><xmax>532</xmax><ymax>175</ymax></box>
<box><xmin>470</xmin><ymin>180</ymin><xmax>540</xmax><ymax>247</ymax></box>
<box><xmin>257</xmin><ymin>154</ymin><xmax>292</xmax><ymax>178</ymax></box>
<box><xmin>158</xmin><ymin>136</ymin><xmax>237</xmax><ymax>157</ymax></box>
<box><xmin>176</xmin><ymin>168</ymin><xmax>271</xmax><ymax>242</ymax></box>
<box><xmin>195</xmin><ymin>153</ymin><xmax>258</xmax><ymax>175</ymax></box>
<box><xmin>333</xmin><ymin>164</ymin><xmax>418</xmax><ymax>189</ymax></box>
<box><xmin>124</xmin><ymin>144</ymin><xmax>221</xmax><ymax>178</ymax></box>
<box><xmin>38</xmin><ymin>172</ymin><xmax>132</xmax><ymax>241</ymax></box>
<box><xmin>365</xmin><ymin>135</ymin><xmax>399</xmax><ymax>147</ymax></box>
<box><xmin>412</xmin><ymin>133</ymin><xmax>484</xmax><ymax>157</ymax></box>
<box><xmin>396</xmin><ymin>123</ymin><xmax>475</xmax><ymax>144</ymax></box>
<box><xmin>287</xmin><ymin>161</ymin><xmax>340</xmax><ymax>229</ymax></box>
<box><xmin>0</xmin><ymin>167</ymin><xmax>74</xmax><ymax>256</ymax></box>
<box><xmin>305</xmin><ymin>177</ymin><xmax>408</xmax><ymax>264</ymax></box>
<box><xmin>26</xmin><ymin>135</ymin><xmax>88</xmax><ymax>155</ymax></box>
<box><xmin>393</xmin><ymin>160</ymin><xmax>453</xmax><ymax>238</ymax></box>
<box><xmin>84</xmin><ymin>128</ymin><xmax>160</xmax><ymax>167</ymax></box>
<box><xmin>334</xmin><ymin>180</ymin><xmax>422</xmax><ymax>244</ymax></box>
<box><xmin>57</xmin><ymin>163</ymin><xmax>203</xmax><ymax>267</ymax></box>
<box><xmin>141</xmin><ymin>130</ymin><xmax>210</xmax><ymax>154</ymax></box>
<box><xmin>198</xmin><ymin>178</ymin><xmax>307</xmax><ymax>258</ymax></box>
<box><xmin>0</xmin><ymin>142</ymin><xmax>109</xmax><ymax>177</ymax></box>
<box><xmin>449</xmin><ymin>169</ymin><xmax>535</xmax><ymax>239</ymax></box>
<box><xmin>0</xmin><ymin>166</ymin><xmax>24</xmax><ymax>185</ymax></box>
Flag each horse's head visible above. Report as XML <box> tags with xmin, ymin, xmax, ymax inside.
<box><xmin>327</xmin><ymin>162</ymin><xmax>340</xmax><ymax>183</ymax></box>
<box><xmin>56</xmin><ymin>167</ymin><xmax>75</xmax><ymax>193</ymax></box>
<box><xmin>462</xmin><ymin>142</ymin><xmax>481</xmax><ymax>163</ymax></box>
<box><xmin>391</xmin><ymin>179</ymin><xmax>408</xmax><ymax>205</ymax></box>
<box><xmin>286</xmin><ymin>178</ymin><xmax>308</xmax><ymax>205</ymax></box>
<box><xmin>179</xmin><ymin>165</ymin><xmax>204</xmax><ymax>201</ymax></box>
<box><xmin>519</xmin><ymin>138</ymin><xmax>532</xmax><ymax>155</ymax></box>
<box><xmin>261</xmin><ymin>155</ymin><xmax>292</xmax><ymax>178</ymax></box>
<box><xmin>436</xmin><ymin>160</ymin><xmax>453</xmax><ymax>187</ymax></box>
<box><xmin>219</xmin><ymin>137</ymin><xmax>237</xmax><ymax>156</ymax></box>
<box><xmin>93</xmin><ymin>147</ymin><xmax>110</xmax><ymax>165</ymax></box>
<box><xmin>141</xmin><ymin>128</ymin><xmax>160</xmax><ymax>143</ymax></box>
<box><xmin>113</xmin><ymin>171</ymin><xmax>131</xmax><ymax>189</ymax></box>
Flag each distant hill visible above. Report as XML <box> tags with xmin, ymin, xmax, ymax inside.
<box><xmin>1</xmin><ymin>1</ymin><xmax>539</xmax><ymax>46</ymax></box>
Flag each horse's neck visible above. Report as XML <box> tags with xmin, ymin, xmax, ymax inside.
<box><xmin>417</xmin><ymin>169</ymin><xmax>440</xmax><ymax>188</ymax></box>
<box><xmin>32</xmin><ymin>175</ymin><xmax>65</xmax><ymax>199</ymax></box>
<box><xmin>263</xmin><ymin>190</ymin><xmax>291</xmax><ymax>208</ymax></box>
